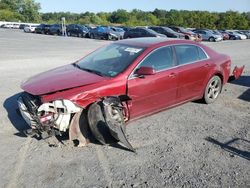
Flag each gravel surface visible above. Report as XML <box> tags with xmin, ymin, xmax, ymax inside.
<box><xmin>0</xmin><ymin>29</ymin><xmax>249</xmax><ymax>188</ymax></box>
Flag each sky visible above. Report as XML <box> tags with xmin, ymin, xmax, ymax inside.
<box><xmin>36</xmin><ymin>0</ymin><xmax>250</xmax><ymax>13</ymax></box>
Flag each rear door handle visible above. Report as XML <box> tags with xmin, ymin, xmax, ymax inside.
<box><xmin>168</xmin><ymin>73</ymin><xmax>177</xmax><ymax>78</ymax></box>
<box><xmin>204</xmin><ymin>63</ymin><xmax>210</xmax><ymax>68</ymax></box>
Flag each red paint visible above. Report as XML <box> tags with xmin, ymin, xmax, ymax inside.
<box><xmin>233</xmin><ymin>65</ymin><xmax>245</xmax><ymax>80</ymax></box>
<box><xmin>21</xmin><ymin>38</ymin><xmax>238</xmax><ymax>121</ymax></box>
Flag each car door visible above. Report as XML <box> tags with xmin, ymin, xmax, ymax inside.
<box><xmin>127</xmin><ymin>46</ymin><xmax>179</xmax><ymax>119</ymax></box>
<box><xmin>174</xmin><ymin>44</ymin><xmax>211</xmax><ymax>102</ymax></box>
<box><xmin>132</xmin><ymin>29</ymin><xmax>140</xmax><ymax>38</ymax></box>
<box><xmin>72</xmin><ymin>25</ymin><xmax>77</xmax><ymax>36</ymax></box>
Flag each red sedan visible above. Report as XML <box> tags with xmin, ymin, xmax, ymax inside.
<box><xmin>18</xmin><ymin>38</ymin><xmax>243</xmax><ymax>151</ymax></box>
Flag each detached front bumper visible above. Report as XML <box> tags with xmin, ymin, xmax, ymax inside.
<box><xmin>17</xmin><ymin>96</ymin><xmax>37</xmax><ymax>128</ymax></box>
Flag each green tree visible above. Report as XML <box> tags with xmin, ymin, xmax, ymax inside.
<box><xmin>0</xmin><ymin>9</ymin><xmax>24</xmax><ymax>21</ymax></box>
<box><xmin>0</xmin><ymin>0</ymin><xmax>41</xmax><ymax>22</ymax></box>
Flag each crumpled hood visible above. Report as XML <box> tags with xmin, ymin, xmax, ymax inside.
<box><xmin>21</xmin><ymin>64</ymin><xmax>107</xmax><ymax>95</ymax></box>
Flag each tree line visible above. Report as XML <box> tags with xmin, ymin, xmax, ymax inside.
<box><xmin>1</xmin><ymin>0</ymin><xmax>250</xmax><ymax>29</ymax></box>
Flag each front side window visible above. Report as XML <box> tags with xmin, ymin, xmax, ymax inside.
<box><xmin>76</xmin><ymin>44</ymin><xmax>145</xmax><ymax>77</ymax></box>
<box><xmin>137</xmin><ymin>46</ymin><xmax>174</xmax><ymax>71</ymax></box>
<box><xmin>175</xmin><ymin>45</ymin><xmax>205</xmax><ymax>65</ymax></box>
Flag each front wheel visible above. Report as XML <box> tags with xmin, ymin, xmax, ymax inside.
<box><xmin>106</xmin><ymin>34</ymin><xmax>112</xmax><ymax>40</ymax></box>
<box><xmin>203</xmin><ymin>75</ymin><xmax>222</xmax><ymax>104</ymax></box>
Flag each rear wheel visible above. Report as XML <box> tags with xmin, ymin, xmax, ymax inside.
<box><xmin>90</xmin><ymin>34</ymin><xmax>94</xmax><ymax>39</ymax></box>
<box><xmin>204</xmin><ymin>75</ymin><xmax>222</xmax><ymax>104</ymax></box>
<box><xmin>230</xmin><ymin>36</ymin><xmax>236</xmax><ymax>40</ymax></box>
<box><xmin>209</xmin><ymin>37</ymin><xmax>215</xmax><ymax>42</ymax></box>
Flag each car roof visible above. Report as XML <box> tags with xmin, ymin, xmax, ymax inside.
<box><xmin>116</xmin><ymin>37</ymin><xmax>193</xmax><ymax>48</ymax></box>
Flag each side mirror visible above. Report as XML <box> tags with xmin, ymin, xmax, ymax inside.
<box><xmin>134</xmin><ymin>66</ymin><xmax>155</xmax><ymax>77</ymax></box>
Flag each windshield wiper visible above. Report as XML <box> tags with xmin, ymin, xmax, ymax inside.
<box><xmin>73</xmin><ymin>63</ymin><xmax>105</xmax><ymax>77</ymax></box>
<box><xmin>83</xmin><ymin>68</ymin><xmax>105</xmax><ymax>77</ymax></box>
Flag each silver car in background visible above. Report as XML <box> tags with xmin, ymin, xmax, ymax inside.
<box><xmin>192</xmin><ymin>29</ymin><xmax>223</xmax><ymax>42</ymax></box>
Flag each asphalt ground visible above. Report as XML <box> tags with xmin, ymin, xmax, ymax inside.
<box><xmin>0</xmin><ymin>29</ymin><xmax>249</xmax><ymax>188</ymax></box>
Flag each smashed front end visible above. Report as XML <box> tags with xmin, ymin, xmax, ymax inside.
<box><xmin>17</xmin><ymin>92</ymin><xmax>135</xmax><ymax>151</ymax></box>
<box><xmin>17</xmin><ymin>92</ymin><xmax>81</xmax><ymax>138</ymax></box>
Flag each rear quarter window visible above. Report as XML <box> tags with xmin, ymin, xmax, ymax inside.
<box><xmin>175</xmin><ymin>45</ymin><xmax>207</xmax><ymax>65</ymax></box>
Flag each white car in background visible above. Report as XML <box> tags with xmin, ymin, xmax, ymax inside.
<box><xmin>227</xmin><ymin>31</ymin><xmax>247</xmax><ymax>40</ymax></box>
<box><xmin>2</xmin><ymin>24</ymin><xmax>14</xmax><ymax>28</ymax></box>
<box><xmin>12</xmin><ymin>24</ymin><xmax>20</xmax><ymax>29</ymax></box>
<box><xmin>24</xmin><ymin>25</ymin><xmax>37</xmax><ymax>33</ymax></box>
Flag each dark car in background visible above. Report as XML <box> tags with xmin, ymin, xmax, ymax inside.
<box><xmin>89</xmin><ymin>26</ymin><xmax>124</xmax><ymax>40</ymax></box>
<box><xmin>219</xmin><ymin>30</ymin><xmax>241</xmax><ymax>40</ymax></box>
<box><xmin>49</xmin><ymin>24</ymin><xmax>62</xmax><ymax>35</ymax></box>
<box><xmin>19</xmin><ymin>24</ymin><xmax>29</xmax><ymax>30</ymax></box>
<box><xmin>149</xmin><ymin>26</ymin><xmax>185</xmax><ymax>38</ymax></box>
<box><xmin>123</xmin><ymin>27</ymin><xmax>166</xmax><ymax>39</ymax></box>
<box><xmin>169</xmin><ymin>26</ymin><xmax>200</xmax><ymax>41</ymax></box>
<box><xmin>35</xmin><ymin>24</ymin><xmax>51</xmax><ymax>34</ymax></box>
<box><xmin>119</xmin><ymin>26</ymin><xmax>132</xmax><ymax>32</ymax></box>
<box><xmin>67</xmin><ymin>24</ymin><xmax>89</xmax><ymax>38</ymax></box>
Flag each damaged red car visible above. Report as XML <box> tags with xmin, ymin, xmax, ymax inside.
<box><xmin>18</xmin><ymin>38</ymin><xmax>243</xmax><ymax>151</ymax></box>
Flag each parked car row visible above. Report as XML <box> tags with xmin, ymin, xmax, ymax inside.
<box><xmin>2</xmin><ymin>22</ymin><xmax>249</xmax><ymax>42</ymax></box>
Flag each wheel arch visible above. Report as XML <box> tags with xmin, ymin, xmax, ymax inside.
<box><xmin>213</xmin><ymin>72</ymin><xmax>224</xmax><ymax>84</ymax></box>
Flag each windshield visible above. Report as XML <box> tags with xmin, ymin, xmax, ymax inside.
<box><xmin>114</xmin><ymin>28</ymin><xmax>124</xmax><ymax>32</ymax></box>
<box><xmin>164</xmin><ymin>27</ymin><xmax>175</xmax><ymax>33</ymax></box>
<box><xmin>179</xmin><ymin>27</ymin><xmax>190</xmax><ymax>33</ymax></box>
<box><xmin>76</xmin><ymin>44</ymin><xmax>145</xmax><ymax>77</ymax></box>
<box><xmin>147</xmin><ymin>28</ymin><xmax>160</xmax><ymax>35</ymax></box>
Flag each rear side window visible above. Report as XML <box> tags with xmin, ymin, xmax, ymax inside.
<box><xmin>197</xmin><ymin>47</ymin><xmax>208</xmax><ymax>60</ymax></box>
<box><xmin>138</xmin><ymin>46</ymin><xmax>174</xmax><ymax>71</ymax></box>
<box><xmin>175</xmin><ymin>45</ymin><xmax>207</xmax><ymax>65</ymax></box>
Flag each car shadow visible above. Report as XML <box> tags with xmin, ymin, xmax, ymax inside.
<box><xmin>205</xmin><ymin>137</ymin><xmax>250</xmax><ymax>161</ymax></box>
<box><xmin>3</xmin><ymin>93</ymin><xmax>29</xmax><ymax>137</ymax></box>
<box><xmin>238</xmin><ymin>88</ymin><xmax>250</xmax><ymax>102</ymax></box>
<box><xmin>229</xmin><ymin>76</ymin><xmax>250</xmax><ymax>102</ymax></box>
<box><xmin>229</xmin><ymin>75</ymin><xmax>250</xmax><ymax>87</ymax></box>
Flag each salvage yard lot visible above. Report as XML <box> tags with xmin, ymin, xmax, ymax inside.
<box><xmin>0</xmin><ymin>29</ymin><xmax>249</xmax><ymax>187</ymax></box>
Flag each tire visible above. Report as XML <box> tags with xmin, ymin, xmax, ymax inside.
<box><xmin>203</xmin><ymin>75</ymin><xmax>222</xmax><ymax>104</ymax></box>
<box><xmin>87</xmin><ymin>102</ymin><xmax>118</xmax><ymax>144</ymax></box>
<box><xmin>106</xmin><ymin>34</ymin><xmax>112</xmax><ymax>40</ymax></box>
<box><xmin>230</xmin><ymin>36</ymin><xmax>235</xmax><ymax>40</ymax></box>
<box><xmin>90</xmin><ymin>34</ymin><xmax>94</xmax><ymax>39</ymax></box>
<box><xmin>67</xmin><ymin>32</ymin><xmax>71</xmax><ymax>36</ymax></box>
<box><xmin>209</xmin><ymin>37</ymin><xmax>215</xmax><ymax>42</ymax></box>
